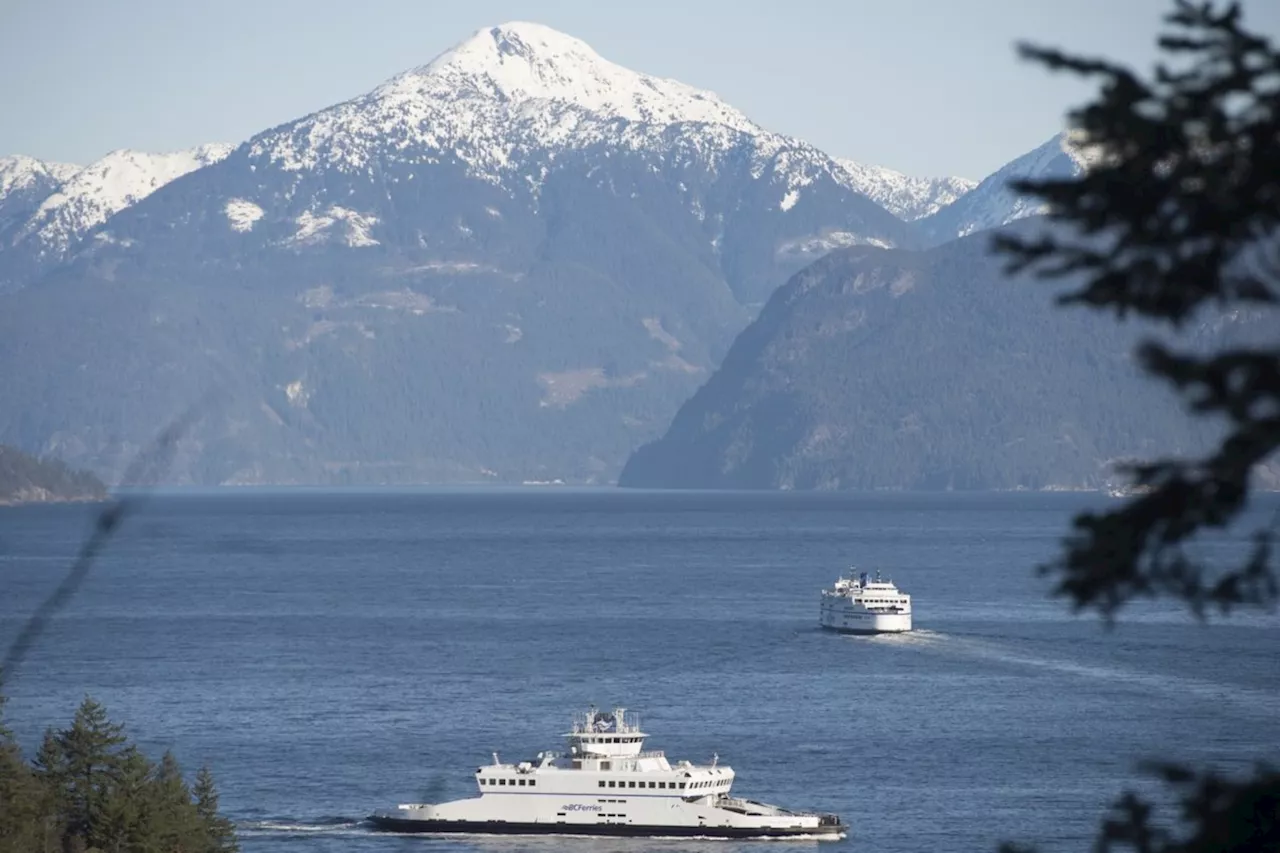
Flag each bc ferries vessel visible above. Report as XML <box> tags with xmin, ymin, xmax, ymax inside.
<box><xmin>819</xmin><ymin>569</ymin><xmax>912</xmax><ymax>634</ymax></box>
<box><xmin>368</xmin><ymin>707</ymin><xmax>844</xmax><ymax>839</ymax></box>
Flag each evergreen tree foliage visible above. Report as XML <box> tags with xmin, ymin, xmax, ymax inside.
<box><xmin>0</xmin><ymin>691</ymin><xmax>44</xmax><ymax>853</ymax></box>
<box><xmin>995</xmin><ymin>0</ymin><xmax>1280</xmax><ymax>620</ymax></box>
<box><xmin>57</xmin><ymin>697</ymin><xmax>129</xmax><ymax>847</ymax></box>
<box><xmin>0</xmin><ymin>690</ymin><xmax>238</xmax><ymax>853</ymax></box>
<box><xmin>993</xmin><ymin>2</ymin><xmax>1280</xmax><ymax>850</ymax></box>
<box><xmin>193</xmin><ymin>767</ymin><xmax>238</xmax><ymax>853</ymax></box>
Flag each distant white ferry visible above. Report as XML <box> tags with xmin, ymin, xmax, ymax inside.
<box><xmin>819</xmin><ymin>569</ymin><xmax>913</xmax><ymax>634</ymax></box>
<box><xmin>368</xmin><ymin>706</ymin><xmax>845</xmax><ymax>839</ymax></box>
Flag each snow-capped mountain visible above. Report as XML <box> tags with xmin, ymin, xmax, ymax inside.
<box><xmin>247</xmin><ymin>22</ymin><xmax>970</xmax><ymax>227</ymax></box>
<box><xmin>0</xmin><ymin>21</ymin><xmax>961</xmax><ymax>486</ymax></box>
<box><xmin>835</xmin><ymin>159</ymin><xmax>975</xmax><ymax>221</ymax></box>
<box><xmin>88</xmin><ymin>20</ymin><xmax>922</xmax><ymax>308</ymax></box>
<box><xmin>0</xmin><ymin>144</ymin><xmax>233</xmax><ymax>289</ymax></box>
<box><xmin>0</xmin><ymin>155</ymin><xmax>79</xmax><ymax>249</ymax></box>
<box><xmin>1</xmin><ymin>155</ymin><xmax>81</xmax><ymax>291</ymax></box>
<box><xmin>916</xmin><ymin>132</ymin><xmax>1087</xmax><ymax>245</ymax></box>
<box><xmin>241</xmin><ymin>21</ymin><xmax>917</xmax><ymax>270</ymax></box>
<box><xmin>251</xmin><ymin>22</ymin><xmax>757</xmax><ymax>179</ymax></box>
<box><xmin>0</xmin><ymin>155</ymin><xmax>80</xmax><ymax>202</ymax></box>
<box><xmin>20</xmin><ymin>143</ymin><xmax>233</xmax><ymax>254</ymax></box>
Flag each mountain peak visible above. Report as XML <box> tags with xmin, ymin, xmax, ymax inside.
<box><xmin>916</xmin><ymin>130</ymin><xmax>1081</xmax><ymax>243</ymax></box>
<box><xmin>374</xmin><ymin>21</ymin><xmax>756</xmax><ymax>133</ymax></box>
<box><xmin>426</xmin><ymin>22</ymin><xmax>605</xmax><ymax>76</ymax></box>
<box><xmin>0</xmin><ymin>155</ymin><xmax>80</xmax><ymax>198</ymax></box>
<box><xmin>18</xmin><ymin>143</ymin><xmax>233</xmax><ymax>254</ymax></box>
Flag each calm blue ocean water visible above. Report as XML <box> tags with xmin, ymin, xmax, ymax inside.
<box><xmin>1</xmin><ymin>489</ymin><xmax>1277</xmax><ymax>853</ymax></box>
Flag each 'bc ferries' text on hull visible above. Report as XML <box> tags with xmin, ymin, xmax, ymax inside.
<box><xmin>368</xmin><ymin>707</ymin><xmax>845</xmax><ymax>839</ymax></box>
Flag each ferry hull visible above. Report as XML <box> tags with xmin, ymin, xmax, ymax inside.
<box><xmin>367</xmin><ymin>814</ymin><xmax>846</xmax><ymax>839</ymax></box>
<box><xmin>819</xmin><ymin>610</ymin><xmax>912</xmax><ymax>634</ymax></box>
<box><xmin>820</xmin><ymin>622</ymin><xmax>910</xmax><ymax>635</ymax></box>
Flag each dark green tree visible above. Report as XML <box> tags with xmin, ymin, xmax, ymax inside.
<box><xmin>150</xmin><ymin>752</ymin><xmax>190</xmax><ymax>850</ymax></box>
<box><xmin>97</xmin><ymin>747</ymin><xmax>155</xmax><ymax>853</ymax></box>
<box><xmin>192</xmin><ymin>766</ymin><xmax>238</xmax><ymax>853</ymax></box>
<box><xmin>31</xmin><ymin>727</ymin><xmax>69</xmax><ymax>852</ymax></box>
<box><xmin>0</xmin><ymin>692</ymin><xmax>240</xmax><ymax>853</ymax></box>
<box><xmin>56</xmin><ymin>696</ymin><xmax>129</xmax><ymax>850</ymax></box>
<box><xmin>993</xmin><ymin>1</ymin><xmax>1280</xmax><ymax>850</ymax></box>
<box><xmin>0</xmin><ymin>690</ymin><xmax>43</xmax><ymax>853</ymax></box>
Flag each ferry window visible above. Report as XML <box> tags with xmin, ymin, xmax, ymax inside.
<box><xmin>518</xmin><ymin>779</ymin><xmax>526</xmax><ymax>786</ymax></box>
<box><xmin>628</xmin><ymin>781</ymin><xmax>635</xmax><ymax>788</ymax></box>
<box><xmin>608</xmin><ymin>781</ymin><xmax>616</xmax><ymax>788</ymax></box>
<box><xmin>648</xmin><ymin>782</ymin><xmax>656</xmax><ymax>788</ymax></box>
<box><xmin>499</xmin><ymin>779</ymin><xmax>506</xmax><ymax>786</ymax></box>
<box><xmin>599</xmin><ymin>781</ymin><xmax>606</xmax><ymax>788</ymax></box>
<box><xmin>679</xmin><ymin>783</ymin><xmax>687</xmax><ymax>790</ymax></box>
<box><xmin>529</xmin><ymin>780</ymin><xmax>536</xmax><ymax>787</ymax></box>
<box><xmin>658</xmin><ymin>782</ymin><xmax>666</xmax><ymax>789</ymax></box>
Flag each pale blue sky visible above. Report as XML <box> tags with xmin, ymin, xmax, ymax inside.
<box><xmin>2</xmin><ymin>0</ymin><xmax>1277</xmax><ymax>179</ymax></box>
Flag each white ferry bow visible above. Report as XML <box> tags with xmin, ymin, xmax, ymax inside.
<box><xmin>819</xmin><ymin>568</ymin><xmax>913</xmax><ymax>634</ymax></box>
<box><xmin>368</xmin><ymin>706</ymin><xmax>845</xmax><ymax>839</ymax></box>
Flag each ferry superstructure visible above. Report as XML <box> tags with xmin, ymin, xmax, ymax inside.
<box><xmin>819</xmin><ymin>569</ymin><xmax>913</xmax><ymax>634</ymax></box>
<box><xmin>368</xmin><ymin>707</ymin><xmax>844</xmax><ymax>839</ymax></box>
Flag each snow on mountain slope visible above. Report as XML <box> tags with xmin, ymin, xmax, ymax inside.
<box><xmin>834</xmin><ymin>159</ymin><xmax>975</xmax><ymax>221</ymax></box>
<box><xmin>917</xmin><ymin>132</ymin><xmax>1088</xmax><ymax>244</ymax></box>
<box><xmin>251</xmin><ymin>21</ymin><xmax>759</xmax><ymax>180</ymax></box>
<box><xmin>242</xmin><ymin>20</ymin><xmax>918</xmax><ymax>238</ymax></box>
<box><xmin>0</xmin><ymin>155</ymin><xmax>80</xmax><ymax>201</ymax></box>
<box><xmin>0</xmin><ymin>157</ymin><xmax>81</xmax><ymax>291</ymax></box>
<box><xmin>17</xmin><ymin>143</ymin><xmax>233</xmax><ymax>256</ymax></box>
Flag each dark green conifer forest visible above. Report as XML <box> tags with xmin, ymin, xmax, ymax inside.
<box><xmin>0</xmin><ymin>693</ymin><xmax>238</xmax><ymax>853</ymax></box>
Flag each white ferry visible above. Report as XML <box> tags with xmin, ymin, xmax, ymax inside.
<box><xmin>819</xmin><ymin>569</ymin><xmax>912</xmax><ymax>634</ymax></box>
<box><xmin>368</xmin><ymin>706</ymin><xmax>845</xmax><ymax>839</ymax></box>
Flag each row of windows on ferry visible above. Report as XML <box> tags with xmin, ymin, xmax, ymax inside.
<box><xmin>479</xmin><ymin>778</ymin><xmax>723</xmax><ymax>790</ymax></box>
<box><xmin>578</xmin><ymin>736</ymin><xmax>642</xmax><ymax>743</ymax></box>
<box><xmin>622</xmin><ymin>779</ymin><xmax>723</xmax><ymax>790</ymax></box>
<box><xmin>598</xmin><ymin>780</ymin><xmax>708</xmax><ymax>790</ymax></box>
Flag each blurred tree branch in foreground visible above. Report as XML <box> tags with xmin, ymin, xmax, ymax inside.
<box><xmin>993</xmin><ymin>2</ymin><xmax>1279</xmax><ymax>850</ymax></box>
